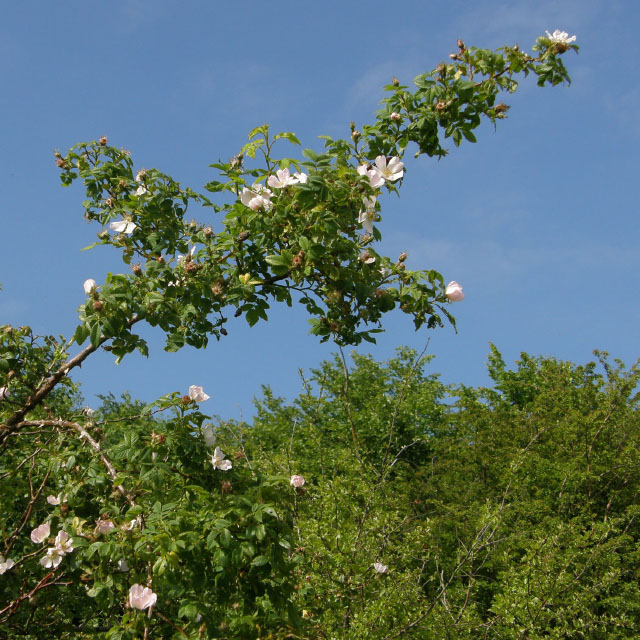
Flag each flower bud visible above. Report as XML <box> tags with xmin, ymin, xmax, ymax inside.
<box><xmin>236</xmin><ymin>231</ymin><xmax>250</xmax><ymax>243</ymax></box>
<box><xmin>392</xmin><ymin>77</ymin><xmax>399</xmax><ymax>86</ymax></box>
<box><xmin>92</xmin><ymin>300</ymin><xmax>103</xmax><ymax>311</ymax></box>
<box><xmin>98</xmin><ymin>136</ymin><xmax>108</xmax><ymax>146</ymax></box>
<box><xmin>220</xmin><ymin>327</ymin><xmax>228</xmax><ymax>336</ymax></box>
<box><xmin>131</xmin><ymin>264</ymin><xmax>142</xmax><ymax>276</ymax></box>
<box><xmin>457</xmin><ymin>38</ymin><xmax>466</xmax><ymax>51</ymax></box>
<box><xmin>390</xmin><ymin>112</ymin><xmax>402</xmax><ymax>121</ymax></box>
<box><xmin>398</xmin><ymin>251</ymin><xmax>407</xmax><ymax>262</ymax></box>
<box><xmin>56</xmin><ymin>157</ymin><xmax>67</xmax><ymax>168</ymax></box>
<box><xmin>351</xmin><ymin>130</ymin><xmax>361</xmax><ymax>141</ymax></box>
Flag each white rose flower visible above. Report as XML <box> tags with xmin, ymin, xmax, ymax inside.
<box><xmin>109</xmin><ymin>220</ymin><xmax>137</xmax><ymax>235</ymax></box>
<box><xmin>128</xmin><ymin>584</ymin><xmax>157</xmax><ymax>610</ymax></box>
<box><xmin>83</xmin><ymin>279</ymin><xmax>97</xmax><ymax>294</ymax></box>
<box><xmin>0</xmin><ymin>555</ymin><xmax>15</xmax><ymax>575</ymax></box>
<box><xmin>211</xmin><ymin>447</ymin><xmax>232</xmax><ymax>471</ymax></box>
<box><xmin>40</xmin><ymin>547</ymin><xmax>63</xmax><ymax>569</ymax></box>
<box><xmin>188</xmin><ymin>385</ymin><xmax>210</xmax><ymax>402</ymax></box>
<box><xmin>30</xmin><ymin>522</ymin><xmax>50</xmax><ymax>544</ymax></box>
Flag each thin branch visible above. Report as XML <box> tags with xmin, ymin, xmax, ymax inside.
<box><xmin>0</xmin><ymin>315</ymin><xmax>142</xmax><ymax>443</ymax></box>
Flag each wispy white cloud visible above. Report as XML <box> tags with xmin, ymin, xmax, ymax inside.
<box><xmin>395</xmin><ymin>231</ymin><xmax>638</xmax><ymax>285</ymax></box>
<box><xmin>346</xmin><ymin>61</ymin><xmax>398</xmax><ymax>110</ymax></box>
<box><xmin>452</xmin><ymin>0</ymin><xmax>601</xmax><ymax>44</ymax></box>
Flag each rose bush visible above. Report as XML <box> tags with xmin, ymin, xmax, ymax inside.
<box><xmin>0</xmin><ymin>33</ymin><xmax>577</xmax><ymax>638</ymax></box>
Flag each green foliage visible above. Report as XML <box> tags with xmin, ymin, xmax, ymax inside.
<box><xmin>0</xmin><ymin>33</ymin><xmax>582</xmax><ymax>638</ymax></box>
<box><xmin>242</xmin><ymin>347</ymin><xmax>638</xmax><ymax>638</ymax></box>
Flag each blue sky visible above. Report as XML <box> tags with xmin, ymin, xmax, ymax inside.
<box><xmin>1</xmin><ymin>1</ymin><xmax>638</xmax><ymax>418</ymax></box>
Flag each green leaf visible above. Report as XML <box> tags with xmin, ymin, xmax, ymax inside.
<box><xmin>456</xmin><ymin>80</ymin><xmax>476</xmax><ymax>101</ymax></box>
<box><xmin>178</xmin><ymin>603</ymin><xmax>200</xmax><ymax>621</ymax></box>
<box><xmin>248</xmin><ymin>124</ymin><xmax>269</xmax><ymax>140</ymax></box>
<box><xmin>462</xmin><ymin>128</ymin><xmax>477</xmax><ymax>143</ymax></box>
<box><xmin>73</xmin><ymin>323</ymin><xmax>90</xmax><ymax>346</ymax></box>
<box><xmin>265</xmin><ymin>254</ymin><xmax>291</xmax><ymax>268</ymax></box>
<box><xmin>219</xmin><ymin>528</ymin><xmax>232</xmax><ymax>548</ymax></box>
<box><xmin>251</xmin><ymin>555</ymin><xmax>269</xmax><ymax>567</ymax></box>
<box><xmin>89</xmin><ymin>322</ymin><xmax>102</xmax><ymax>347</ymax></box>
<box><xmin>246</xmin><ymin>309</ymin><xmax>259</xmax><ymax>327</ymax></box>
<box><xmin>80</xmin><ymin>241</ymin><xmax>101</xmax><ymax>252</ymax></box>
<box><xmin>274</xmin><ymin>131</ymin><xmax>301</xmax><ymax>145</ymax></box>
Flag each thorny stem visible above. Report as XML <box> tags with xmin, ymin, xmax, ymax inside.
<box><xmin>0</xmin><ymin>316</ymin><xmax>142</xmax><ymax>445</ymax></box>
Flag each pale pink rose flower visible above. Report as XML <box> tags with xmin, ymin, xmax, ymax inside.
<box><xmin>40</xmin><ymin>547</ymin><xmax>63</xmax><ymax>569</ymax></box>
<box><xmin>109</xmin><ymin>220</ymin><xmax>137</xmax><ymax>235</ymax></box>
<box><xmin>240</xmin><ymin>184</ymin><xmax>272</xmax><ymax>211</ymax></box>
<box><xmin>373</xmin><ymin>156</ymin><xmax>404</xmax><ymax>183</ymax></box>
<box><xmin>390</xmin><ymin>112</ymin><xmax>402</xmax><ymax>121</ymax></box>
<box><xmin>96</xmin><ymin>519</ymin><xmax>116</xmax><ymax>535</ymax></box>
<box><xmin>47</xmin><ymin>493</ymin><xmax>63</xmax><ymax>505</ymax></box>
<box><xmin>30</xmin><ymin>522</ymin><xmax>50</xmax><ymax>544</ymax></box>
<box><xmin>0</xmin><ymin>555</ymin><xmax>15</xmax><ymax>575</ymax></box>
<box><xmin>358</xmin><ymin>196</ymin><xmax>377</xmax><ymax>235</ymax></box>
<box><xmin>545</xmin><ymin>29</ymin><xmax>576</xmax><ymax>44</ymax></box>
<box><xmin>293</xmin><ymin>171</ymin><xmax>308</xmax><ymax>184</ymax></box>
<box><xmin>202</xmin><ymin>424</ymin><xmax>216</xmax><ymax>448</ymax></box>
<box><xmin>267</xmin><ymin>168</ymin><xmax>298</xmax><ymax>189</ymax></box>
<box><xmin>117</xmin><ymin>558</ymin><xmax>130</xmax><ymax>572</ymax></box>
<box><xmin>55</xmin><ymin>530</ymin><xmax>74</xmax><ymax>555</ymax></box>
<box><xmin>445</xmin><ymin>281</ymin><xmax>464</xmax><ymax>302</ymax></box>
<box><xmin>357</xmin><ymin>163</ymin><xmax>385</xmax><ymax>189</ymax></box>
<box><xmin>83</xmin><ymin>279</ymin><xmax>97</xmax><ymax>294</ymax></box>
<box><xmin>211</xmin><ymin>447</ymin><xmax>232</xmax><ymax>471</ymax></box>
<box><xmin>373</xmin><ymin>562</ymin><xmax>388</xmax><ymax>574</ymax></box>
<box><xmin>134</xmin><ymin>185</ymin><xmax>147</xmax><ymax>196</ymax></box>
<box><xmin>128</xmin><ymin>584</ymin><xmax>157</xmax><ymax>610</ymax></box>
<box><xmin>188</xmin><ymin>385</ymin><xmax>210</xmax><ymax>403</ymax></box>
<box><xmin>290</xmin><ymin>475</ymin><xmax>305</xmax><ymax>488</ymax></box>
